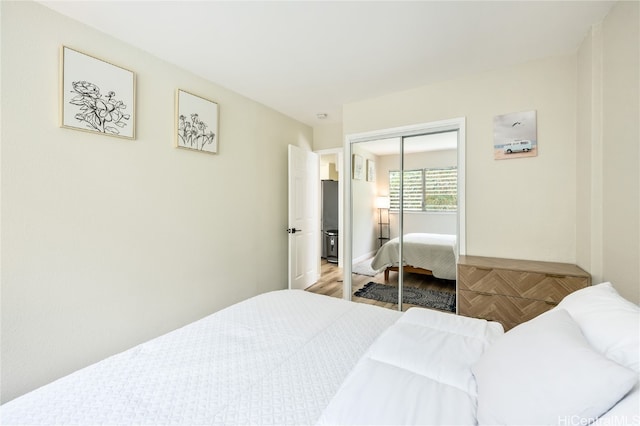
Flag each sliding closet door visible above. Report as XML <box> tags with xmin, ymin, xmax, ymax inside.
<box><xmin>350</xmin><ymin>137</ymin><xmax>403</xmax><ymax>311</ymax></box>
<box><xmin>399</xmin><ymin>132</ymin><xmax>459</xmax><ymax>311</ymax></box>
<box><xmin>345</xmin><ymin>119</ymin><xmax>464</xmax><ymax>312</ymax></box>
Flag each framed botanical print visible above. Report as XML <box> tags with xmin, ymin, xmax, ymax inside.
<box><xmin>60</xmin><ymin>46</ymin><xmax>135</xmax><ymax>139</ymax></box>
<box><xmin>175</xmin><ymin>89</ymin><xmax>219</xmax><ymax>154</ymax></box>
<box><xmin>366</xmin><ymin>159</ymin><xmax>376</xmax><ymax>182</ymax></box>
<box><xmin>353</xmin><ymin>154</ymin><xmax>364</xmax><ymax>180</ymax></box>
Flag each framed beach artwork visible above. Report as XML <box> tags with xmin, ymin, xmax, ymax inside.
<box><xmin>60</xmin><ymin>46</ymin><xmax>135</xmax><ymax>139</ymax></box>
<box><xmin>493</xmin><ymin>110</ymin><xmax>537</xmax><ymax>160</ymax></box>
<box><xmin>353</xmin><ymin>154</ymin><xmax>364</xmax><ymax>180</ymax></box>
<box><xmin>175</xmin><ymin>89</ymin><xmax>218</xmax><ymax>154</ymax></box>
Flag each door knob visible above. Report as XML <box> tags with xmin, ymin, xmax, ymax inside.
<box><xmin>287</xmin><ymin>228</ymin><xmax>302</xmax><ymax>234</ymax></box>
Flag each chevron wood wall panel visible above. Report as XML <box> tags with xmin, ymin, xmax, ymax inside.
<box><xmin>457</xmin><ymin>255</ymin><xmax>590</xmax><ymax>330</ymax></box>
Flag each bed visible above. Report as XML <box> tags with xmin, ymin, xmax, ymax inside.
<box><xmin>371</xmin><ymin>232</ymin><xmax>457</xmax><ymax>281</ymax></box>
<box><xmin>1</xmin><ymin>283</ymin><xmax>638</xmax><ymax>425</ymax></box>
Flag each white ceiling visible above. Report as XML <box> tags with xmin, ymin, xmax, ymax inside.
<box><xmin>40</xmin><ymin>1</ymin><xmax>614</xmax><ymax>127</ymax></box>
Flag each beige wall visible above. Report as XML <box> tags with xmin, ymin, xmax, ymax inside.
<box><xmin>1</xmin><ymin>1</ymin><xmax>312</xmax><ymax>402</ymax></box>
<box><xmin>350</xmin><ymin>144</ymin><xmax>378</xmax><ymax>260</ymax></box>
<box><xmin>601</xmin><ymin>1</ymin><xmax>639</xmax><ymax>304</ymax></box>
<box><xmin>313</xmin><ymin>122</ymin><xmax>343</xmax><ymax>151</ymax></box>
<box><xmin>577</xmin><ymin>1</ymin><xmax>639</xmax><ymax>303</ymax></box>
<box><xmin>344</xmin><ymin>55</ymin><xmax>578</xmax><ymax>263</ymax></box>
<box><xmin>320</xmin><ymin>154</ymin><xmax>339</xmax><ymax>180</ymax></box>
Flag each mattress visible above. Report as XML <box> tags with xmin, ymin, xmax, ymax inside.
<box><xmin>371</xmin><ymin>233</ymin><xmax>457</xmax><ymax>280</ymax></box>
<box><xmin>0</xmin><ymin>290</ymin><xmax>401</xmax><ymax>426</ymax></box>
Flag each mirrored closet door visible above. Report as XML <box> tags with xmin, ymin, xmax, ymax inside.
<box><xmin>349</xmin><ymin>137</ymin><xmax>402</xmax><ymax>310</ymax></box>
<box><xmin>345</xmin><ymin>122</ymin><xmax>463</xmax><ymax>312</ymax></box>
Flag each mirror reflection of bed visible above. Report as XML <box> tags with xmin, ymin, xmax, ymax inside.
<box><xmin>372</xmin><ymin>233</ymin><xmax>457</xmax><ymax>282</ymax></box>
<box><xmin>311</xmin><ymin>130</ymin><xmax>459</xmax><ymax>312</ymax></box>
<box><xmin>354</xmin><ymin>131</ymin><xmax>459</xmax><ymax>311</ymax></box>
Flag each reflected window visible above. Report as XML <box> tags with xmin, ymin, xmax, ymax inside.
<box><xmin>389</xmin><ymin>167</ymin><xmax>457</xmax><ymax>212</ymax></box>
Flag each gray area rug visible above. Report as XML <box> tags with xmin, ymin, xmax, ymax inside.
<box><xmin>354</xmin><ymin>282</ymin><xmax>456</xmax><ymax>312</ymax></box>
<box><xmin>352</xmin><ymin>258</ymin><xmax>380</xmax><ymax>277</ymax></box>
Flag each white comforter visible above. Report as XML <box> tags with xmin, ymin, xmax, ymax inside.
<box><xmin>2</xmin><ymin>289</ymin><xmax>503</xmax><ymax>426</ymax></box>
<box><xmin>371</xmin><ymin>233</ymin><xmax>457</xmax><ymax>280</ymax></box>
<box><xmin>318</xmin><ymin>307</ymin><xmax>504</xmax><ymax>425</ymax></box>
<box><xmin>0</xmin><ymin>290</ymin><xmax>401</xmax><ymax>426</ymax></box>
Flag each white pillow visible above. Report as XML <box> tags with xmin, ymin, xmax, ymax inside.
<box><xmin>557</xmin><ymin>282</ymin><xmax>640</xmax><ymax>372</ymax></box>
<box><xmin>473</xmin><ymin>309</ymin><xmax>637</xmax><ymax>426</ymax></box>
<box><xmin>593</xmin><ymin>382</ymin><xmax>640</xmax><ymax>425</ymax></box>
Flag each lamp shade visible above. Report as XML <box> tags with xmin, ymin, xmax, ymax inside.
<box><xmin>375</xmin><ymin>196</ymin><xmax>390</xmax><ymax>209</ymax></box>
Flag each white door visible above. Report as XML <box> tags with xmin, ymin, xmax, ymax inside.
<box><xmin>288</xmin><ymin>145</ymin><xmax>319</xmax><ymax>290</ymax></box>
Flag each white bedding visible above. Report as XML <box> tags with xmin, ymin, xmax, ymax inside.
<box><xmin>5</xmin><ymin>284</ymin><xmax>633</xmax><ymax>426</ymax></box>
<box><xmin>371</xmin><ymin>233</ymin><xmax>457</xmax><ymax>280</ymax></box>
<box><xmin>0</xmin><ymin>290</ymin><xmax>401</xmax><ymax>426</ymax></box>
<box><xmin>318</xmin><ymin>307</ymin><xmax>503</xmax><ymax>425</ymax></box>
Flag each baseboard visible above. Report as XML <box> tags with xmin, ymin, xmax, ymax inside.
<box><xmin>353</xmin><ymin>251</ymin><xmax>377</xmax><ymax>264</ymax></box>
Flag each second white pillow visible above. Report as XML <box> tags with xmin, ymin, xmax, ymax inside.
<box><xmin>472</xmin><ymin>309</ymin><xmax>637</xmax><ymax>425</ymax></box>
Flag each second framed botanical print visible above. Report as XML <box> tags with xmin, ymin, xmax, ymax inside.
<box><xmin>175</xmin><ymin>89</ymin><xmax>218</xmax><ymax>154</ymax></box>
<box><xmin>366</xmin><ymin>159</ymin><xmax>376</xmax><ymax>182</ymax></box>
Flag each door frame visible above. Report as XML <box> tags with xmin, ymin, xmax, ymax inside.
<box><xmin>343</xmin><ymin>117</ymin><xmax>466</xmax><ymax>302</ymax></box>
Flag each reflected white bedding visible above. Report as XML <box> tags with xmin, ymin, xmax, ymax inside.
<box><xmin>371</xmin><ymin>233</ymin><xmax>457</xmax><ymax>280</ymax></box>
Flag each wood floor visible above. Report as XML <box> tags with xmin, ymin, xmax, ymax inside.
<box><xmin>306</xmin><ymin>259</ymin><xmax>456</xmax><ymax>312</ymax></box>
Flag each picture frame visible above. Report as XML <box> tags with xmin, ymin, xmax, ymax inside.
<box><xmin>60</xmin><ymin>46</ymin><xmax>135</xmax><ymax>139</ymax></box>
<box><xmin>175</xmin><ymin>89</ymin><xmax>219</xmax><ymax>154</ymax></box>
<box><xmin>493</xmin><ymin>110</ymin><xmax>537</xmax><ymax>160</ymax></box>
<box><xmin>366</xmin><ymin>159</ymin><xmax>376</xmax><ymax>182</ymax></box>
<box><xmin>352</xmin><ymin>154</ymin><xmax>364</xmax><ymax>180</ymax></box>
